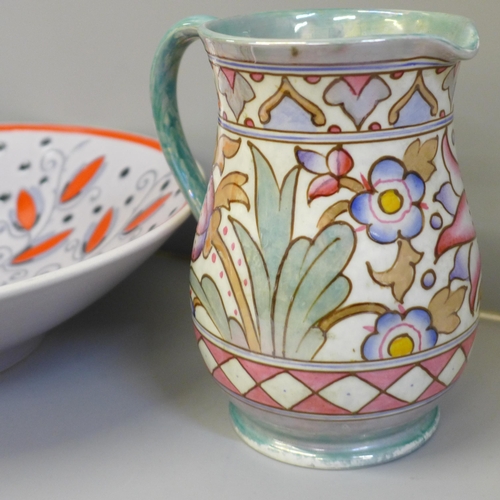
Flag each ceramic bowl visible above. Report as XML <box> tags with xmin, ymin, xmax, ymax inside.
<box><xmin>0</xmin><ymin>124</ymin><xmax>190</xmax><ymax>370</ymax></box>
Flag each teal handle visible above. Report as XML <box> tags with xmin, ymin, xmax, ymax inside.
<box><xmin>150</xmin><ymin>16</ymin><xmax>217</xmax><ymax>220</ymax></box>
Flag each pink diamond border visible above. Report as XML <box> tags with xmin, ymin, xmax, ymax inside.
<box><xmin>196</xmin><ymin>326</ymin><xmax>478</xmax><ymax>417</ymax></box>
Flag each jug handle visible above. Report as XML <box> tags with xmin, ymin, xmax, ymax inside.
<box><xmin>150</xmin><ymin>16</ymin><xmax>218</xmax><ymax>220</ymax></box>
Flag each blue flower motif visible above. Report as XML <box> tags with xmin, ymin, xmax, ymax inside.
<box><xmin>363</xmin><ymin>308</ymin><xmax>438</xmax><ymax>360</ymax></box>
<box><xmin>350</xmin><ymin>158</ymin><xmax>425</xmax><ymax>243</ymax></box>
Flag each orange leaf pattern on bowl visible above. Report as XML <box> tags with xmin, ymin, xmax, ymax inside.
<box><xmin>12</xmin><ymin>230</ymin><xmax>73</xmax><ymax>264</ymax></box>
<box><xmin>16</xmin><ymin>189</ymin><xmax>38</xmax><ymax>231</ymax></box>
<box><xmin>60</xmin><ymin>156</ymin><xmax>105</xmax><ymax>203</ymax></box>
<box><xmin>0</xmin><ymin>129</ymin><xmax>186</xmax><ymax>284</ymax></box>
<box><xmin>84</xmin><ymin>208</ymin><xmax>114</xmax><ymax>254</ymax></box>
<box><xmin>123</xmin><ymin>193</ymin><xmax>171</xmax><ymax>234</ymax></box>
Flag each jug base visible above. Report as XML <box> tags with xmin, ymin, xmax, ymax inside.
<box><xmin>229</xmin><ymin>401</ymin><xmax>439</xmax><ymax>469</ymax></box>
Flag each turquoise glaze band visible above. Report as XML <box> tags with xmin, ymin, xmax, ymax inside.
<box><xmin>150</xmin><ymin>16</ymin><xmax>217</xmax><ymax>219</ymax></box>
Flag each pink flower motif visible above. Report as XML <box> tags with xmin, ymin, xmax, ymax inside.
<box><xmin>295</xmin><ymin>146</ymin><xmax>354</xmax><ymax>202</ymax></box>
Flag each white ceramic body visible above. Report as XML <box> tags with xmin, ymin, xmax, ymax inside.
<box><xmin>0</xmin><ymin>125</ymin><xmax>189</xmax><ymax>370</ymax></box>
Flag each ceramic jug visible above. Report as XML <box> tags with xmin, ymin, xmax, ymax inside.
<box><xmin>151</xmin><ymin>10</ymin><xmax>480</xmax><ymax>468</ymax></box>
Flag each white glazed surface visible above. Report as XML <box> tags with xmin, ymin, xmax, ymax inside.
<box><xmin>0</xmin><ymin>125</ymin><xmax>189</xmax><ymax>366</ymax></box>
<box><xmin>188</xmin><ymin>47</ymin><xmax>479</xmax><ymax>425</ymax></box>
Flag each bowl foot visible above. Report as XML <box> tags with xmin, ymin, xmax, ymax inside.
<box><xmin>229</xmin><ymin>402</ymin><xmax>439</xmax><ymax>469</ymax></box>
<box><xmin>0</xmin><ymin>336</ymin><xmax>45</xmax><ymax>372</ymax></box>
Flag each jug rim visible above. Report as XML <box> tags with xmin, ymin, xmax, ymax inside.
<box><xmin>199</xmin><ymin>9</ymin><xmax>479</xmax><ymax>64</ymax></box>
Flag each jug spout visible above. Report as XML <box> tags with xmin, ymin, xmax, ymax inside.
<box><xmin>199</xmin><ymin>10</ymin><xmax>479</xmax><ymax>65</ymax></box>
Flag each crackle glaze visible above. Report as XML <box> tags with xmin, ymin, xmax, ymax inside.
<box><xmin>151</xmin><ymin>10</ymin><xmax>480</xmax><ymax>468</ymax></box>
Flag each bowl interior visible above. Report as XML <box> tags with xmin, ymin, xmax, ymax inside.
<box><xmin>0</xmin><ymin>125</ymin><xmax>187</xmax><ymax>287</ymax></box>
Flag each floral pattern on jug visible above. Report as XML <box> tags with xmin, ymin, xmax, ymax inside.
<box><xmin>187</xmin><ymin>56</ymin><xmax>480</xmax><ymax>433</ymax></box>
<box><xmin>151</xmin><ymin>9</ymin><xmax>481</xmax><ymax>469</ymax></box>
<box><xmin>191</xmin><ymin>61</ymin><xmax>479</xmax><ymax>366</ymax></box>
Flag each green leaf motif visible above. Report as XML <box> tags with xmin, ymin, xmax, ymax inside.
<box><xmin>250</xmin><ymin>143</ymin><xmax>298</xmax><ymax>285</ymax></box>
<box><xmin>294</xmin><ymin>327</ymin><xmax>326</xmax><ymax>360</ymax></box>
<box><xmin>195</xmin><ymin>141</ymin><xmax>356</xmax><ymax>361</ymax></box>
<box><xmin>304</xmin><ymin>277</ymin><xmax>351</xmax><ymax>330</ymax></box>
<box><xmin>229</xmin><ymin>318</ymin><xmax>249</xmax><ymax>349</ymax></box>
<box><xmin>272</xmin><ymin>238</ymin><xmax>310</xmax><ymax>357</ymax></box>
<box><xmin>190</xmin><ymin>271</ymin><xmax>231</xmax><ymax>341</ymax></box>
<box><xmin>278</xmin><ymin>223</ymin><xmax>355</xmax><ymax>359</ymax></box>
<box><xmin>232</xmin><ymin>218</ymin><xmax>273</xmax><ymax>354</ymax></box>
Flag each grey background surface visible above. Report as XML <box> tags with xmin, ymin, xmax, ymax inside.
<box><xmin>0</xmin><ymin>0</ymin><xmax>497</xmax><ymax>310</ymax></box>
<box><xmin>0</xmin><ymin>254</ymin><xmax>499</xmax><ymax>499</ymax></box>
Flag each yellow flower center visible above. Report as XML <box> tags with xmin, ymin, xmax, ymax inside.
<box><xmin>379</xmin><ymin>189</ymin><xmax>403</xmax><ymax>214</ymax></box>
<box><xmin>388</xmin><ymin>334</ymin><xmax>414</xmax><ymax>357</ymax></box>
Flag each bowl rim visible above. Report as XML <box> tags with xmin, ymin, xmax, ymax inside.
<box><xmin>0</xmin><ymin>123</ymin><xmax>163</xmax><ymax>149</ymax></box>
<box><xmin>0</xmin><ymin>123</ymin><xmax>191</xmax><ymax>298</ymax></box>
